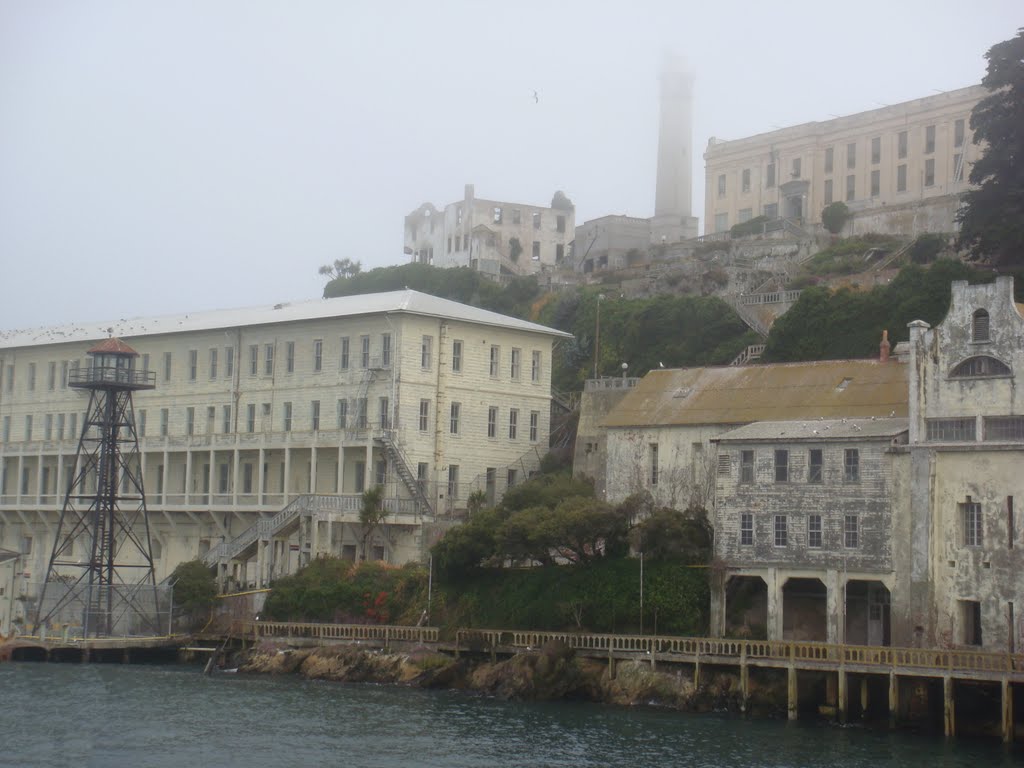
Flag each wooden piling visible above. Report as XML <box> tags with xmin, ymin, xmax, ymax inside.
<box><xmin>787</xmin><ymin>665</ymin><xmax>798</xmax><ymax>721</ymax></box>
<box><xmin>888</xmin><ymin>671</ymin><xmax>898</xmax><ymax>729</ymax></box>
<box><xmin>1001</xmin><ymin>678</ymin><xmax>1014</xmax><ymax>744</ymax></box>
<box><xmin>860</xmin><ymin>676</ymin><xmax>869</xmax><ymax>718</ymax></box>
<box><xmin>838</xmin><ymin>668</ymin><xmax>847</xmax><ymax>724</ymax></box>
<box><xmin>943</xmin><ymin>676</ymin><xmax>955</xmax><ymax>738</ymax></box>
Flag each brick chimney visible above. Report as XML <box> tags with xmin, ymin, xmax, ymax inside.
<box><xmin>879</xmin><ymin>329</ymin><xmax>891</xmax><ymax>362</ymax></box>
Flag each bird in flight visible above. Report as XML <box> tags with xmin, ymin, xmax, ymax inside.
<box><xmin>532</xmin><ymin>90</ymin><xmax>539</xmax><ymax>103</ymax></box>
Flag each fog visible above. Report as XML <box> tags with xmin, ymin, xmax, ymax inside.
<box><xmin>0</xmin><ymin>0</ymin><xmax>1018</xmax><ymax>328</ymax></box>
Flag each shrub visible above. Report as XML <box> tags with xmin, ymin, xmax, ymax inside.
<box><xmin>821</xmin><ymin>202</ymin><xmax>851</xmax><ymax>234</ymax></box>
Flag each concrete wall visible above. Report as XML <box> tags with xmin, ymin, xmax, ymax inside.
<box><xmin>572</xmin><ymin>379</ymin><xmax>638</xmax><ymax>499</ymax></box>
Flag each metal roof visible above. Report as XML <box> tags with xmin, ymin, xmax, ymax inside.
<box><xmin>714</xmin><ymin>417</ymin><xmax>909</xmax><ymax>443</ymax></box>
<box><xmin>87</xmin><ymin>338</ymin><xmax>139</xmax><ymax>356</ymax></box>
<box><xmin>0</xmin><ymin>290</ymin><xmax>572</xmax><ymax>350</ymax></box>
<box><xmin>602</xmin><ymin>359</ymin><xmax>908</xmax><ymax>428</ymax></box>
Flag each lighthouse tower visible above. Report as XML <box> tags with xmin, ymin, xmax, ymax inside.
<box><xmin>34</xmin><ymin>338</ymin><xmax>163</xmax><ymax>638</ymax></box>
<box><xmin>651</xmin><ymin>54</ymin><xmax>699</xmax><ymax>242</ymax></box>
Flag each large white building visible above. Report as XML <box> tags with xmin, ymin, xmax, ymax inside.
<box><xmin>0</xmin><ymin>290</ymin><xmax>570</xmax><ymax>630</ymax></box>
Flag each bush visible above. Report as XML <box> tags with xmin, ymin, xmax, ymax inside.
<box><xmin>729</xmin><ymin>215</ymin><xmax>769</xmax><ymax>239</ymax></box>
<box><xmin>821</xmin><ymin>201</ymin><xmax>850</xmax><ymax>234</ymax></box>
<box><xmin>170</xmin><ymin>559</ymin><xmax>217</xmax><ymax>623</ymax></box>
<box><xmin>908</xmin><ymin>233</ymin><xmax>946</xmax><ymax>264</ymax></box>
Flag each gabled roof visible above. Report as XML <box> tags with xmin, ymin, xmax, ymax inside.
<box><xmin>714</xmin><ymin>417</ymin><xmax>909</xmax><ymax>443</ymax></box>
<box><xmin>602</xmin><ymin>360</ymin><xmax>908</xmax><ymax>429</ymax></box>
<box><xmin>88</xmin><ymin>338</ymin><xmax>139</xmax><ymax>356</ymax></box>
<box><xmin>0</xmin><ymin>290</ymin><xmax>572</xmax><ymax>349</ymax></box>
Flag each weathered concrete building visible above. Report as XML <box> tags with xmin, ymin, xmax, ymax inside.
<box><xmin>405</xmin><ymin>185</ymin><xmax>575</xmax><ymax>279</ymax></box>
<box><xmin>0</xmin><ymin>290</ymin><xmax>569</xmax><ymax>625</ymax></box>
<box><xmin>907</xmin><ymin>276</ymin><xmax>1024</xmax><ymax>652</ymax></box>
<box><xmin>703</xmin><ymin>85</ymin><xmax>985</xmax><ymax>235</ymax></box>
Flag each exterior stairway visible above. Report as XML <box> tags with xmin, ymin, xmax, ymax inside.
<box><xmin>378</xmin><ymin>432</ymin><xmax>433</xmax><ymax>515</ymax></box>
<box><xmin>202</xmin><ymin>495</ymin><xmax>309</xmax><ymax>567</ymax></box>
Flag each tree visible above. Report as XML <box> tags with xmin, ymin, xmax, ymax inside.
<box><xmin>169</xmin><ymin>559</ymin><xmax>216</xmax><ymax>627</ymax></box>
<box><xmin>318</xmin><ymin>258</ymin><xmax>363</xmax><ymax>281</ymax></box>
<box><xmin>550</xmin><ymin>190</ymin><xmax>575</xmax><ymax>210</ymax></box>
<box><xmin>821</xmin><ymin>202</ymin><xmax>850</xmax><ymax>235</ymax></box>
<box><xmin>957</xmin><ymin>29</ymin><xmax>1024</xmax><ymax>265</ymax></box>
<box><xmin>358</xmin><ymin>485</ymin><xmax>387</xmax><ymax>561</ymax></box>
<box><xmin>631</xmin><ymin>505</ymin><xmax>713</xmax><ymax>564</ymax></box>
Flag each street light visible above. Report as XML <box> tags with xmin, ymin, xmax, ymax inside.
<box><xmin>593</xmin><ymin>294</ymin><xmax>606</xmax><ymax>379</ymax></box>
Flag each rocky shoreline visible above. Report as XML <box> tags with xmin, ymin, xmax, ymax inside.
<box><xmin>235</xmin><ymin>639</ymin><xmax>787</xmax><ymax>718</ymax></box>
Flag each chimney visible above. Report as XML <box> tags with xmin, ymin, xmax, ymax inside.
<box><xmin>879</xmin><ymin>329</ymin><xmax>891</xmax><ymax>362</ymax></box>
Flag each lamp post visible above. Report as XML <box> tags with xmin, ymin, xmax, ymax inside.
<box><xmin>593</xmin><ymin>294</ymin><xmax>606</xmax><ymax>379</ymax></box>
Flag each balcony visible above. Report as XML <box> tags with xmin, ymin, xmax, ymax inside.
<box><xmin>68</xmin><ymin>366</ymin><xmax>156</xmax><ymax>391</ymax></box>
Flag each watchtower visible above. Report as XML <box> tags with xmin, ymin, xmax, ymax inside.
<box><xmin>34</xmin><ymin>338</ymin><xmax>162</xmax><ymax>638</ymax></box>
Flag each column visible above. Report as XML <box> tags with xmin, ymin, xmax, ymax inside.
<box><xmin>232</xmin><ymin>448</ymin><xmax>240</xmax><ymax>507</ymax></box>
<box><xmin>838</xmin><ymin>668</ymin><xmax>848</xmax><ymax>723</ymax></box>
<box><xmin>888</xmin><ymin>671</ymin><xmax>898</xmax><ymax>729</ymax></box>
<box><xmin>766</xmin><ymin>570</ymin><xmax>783</xmax><ymax>641</ymax></box>
<box><xmin>161</xmin><ymin>454</ymin><xmax>169</xmax><ymax>505</ymax></box>
<box><xmin>364</xmin><ymin>443</ymin><xmax>372</xmax><ymax>490</ymax></box>
<box><xmin>184</xmin><ymin>450</ymin><xmax>192</xmax><ymax>505</ymax></box>
<box><xmin>787</xmin><ymin>665</ymin><xmax>798</xmax><ymax>721</ymax></box>
<box><xmin>1001</xmin><ymin>678</ymin><xmax>1013</xmax><ymax>744</ymax></box>
<box><xmin>257</xmin><ymin>448</ymin><xmax>265</xmax><ymax>506</ymax></box>
<box><xmin>825</xmin><ymin>569</ymin><xmax>843</xmax><ymax>644</ymax></box>
<box><xmin>943</xmin><ymin>676</ymin><xmax>955</xmax><ymax>738</ymax></box>
<box><xmin>309</xmin><ymin>446</ymin><xmax>317</xmax><ymax>495</ymax></box>
<box><xmin>283</xmin><ymin>447</ymin><xmax>291</xmax><ymax>505</ymax></box>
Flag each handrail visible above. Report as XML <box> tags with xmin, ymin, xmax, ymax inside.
<box><xmin>245</xmin><ymin>621</ymin><xmax>438</xmax><ymax>644</ymax></box>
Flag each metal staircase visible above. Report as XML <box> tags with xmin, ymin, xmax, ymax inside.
<box><xmin>378</xmin><ymin>432</ymin><xmax>432</xmax><ymax>515</ymax></box>
<box><xmin>202</xmin><ymin>495</ymin><xmax>309</xmax><ymax>567</ymax></box>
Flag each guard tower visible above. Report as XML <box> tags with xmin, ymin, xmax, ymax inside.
<box><xmin>34</xmin><ymin>338</ymin><xmax>162</xmax><ymax>638</ymax></box>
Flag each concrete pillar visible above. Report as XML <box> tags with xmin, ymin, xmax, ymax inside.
<box><xmin>787</xmin><ymin>665</ymin><xmax>798</xmax><ymax>721</ymax></box>
<box><xmin>1002</xmin><ymin>678</ymin><xmax>1014</xmax><ymax>744</ymax></box>
<box><xmin>888</xmin><ymin>671</ymin><xmax>898</xmax><ymax>729</ymax></box>
<box><xmin>709</xmin><ymin>576</ymin><xmax>726</xmax><ymax>637</ymax></box>
<box><xmin>184</xmin><ymin>450</ymin><xmax>192</xmax><ymax>505</ymax></box>
<box><xmin>693</xmin><ymin>654</ymin><xmax>701</xmax><ymax>689</ymax></box>
<box><xmin>257</xmin><ymin>448</ymin><xmax>265</xmax><ymax>505</ymax></box>
<box><xmin>309</xmin><ymin>446</ymin><xmax>317</xmax><ymax>494</ymax></box>
<box><xmin>364</xmin><ymin>443</ymin><xmax>372</xmax><ymax>490</ymax></box>
<box><xmin>943</xmin><ymin>676</ymin><xmax>955</xmax><ymax>738</ymax></box>
<box><xmin>740</xmin><ymin>647</ymin><xmax>749</xmax><ymax>714</ymax></box>
<box><xmin>860</xmin><ymin>677</ymin><xmax>869</xmax><ymax>719</ymax></box>
<box><xmin>766</xmin><ymin>570</ymin><xmax>783</xmax><ymax>641</ymax></box>
<box><xmin>283</xmin><ymin>448</ymin><xmax>291</xmax><ymax>504</ymax></box>
<box><xmin>337</xmin><ymin>446</ymin><xmax>345</xmax><ymax>494</ymax></box>
<box><xmin>825</xmin><ymin>569</ymin><xmax>843</xmax><ymax>644</ymax></box>
<box><xmin>232</xmin><ymin>448</ymin><xmax>240</xmax><ymax>507</ymax></box>
<box><xmin>838</xmin><ymin>668</ymin><xmax>848</xmax><ymax>723</ymax></box>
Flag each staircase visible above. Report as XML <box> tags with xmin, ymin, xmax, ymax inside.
<box><xmin>730</xmin><ymin>344</ymin><xmax>766</xmax><ymax>366</ymax></box>
<box><xmin>202</xmin><ymin>495</ymin><xmax>309</xmax><ymax>567</ymax></box>
<box><xmin>378</xmin><ymin>432</ymin><xmax>433</xmax><ymax>515</ymax></box>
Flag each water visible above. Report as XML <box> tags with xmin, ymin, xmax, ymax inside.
<box><xmin>0</xmin><ymin>662</ymin><xmax>1018</xmax><ymax>768</ymax></box>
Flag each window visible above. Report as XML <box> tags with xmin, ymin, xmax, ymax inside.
<box><xmin>456</xmin><ymin>206</ymin><xmax>463</xmax><ymax>225</ymax></box>
<box><xmin>70</xmin><ymin>412</ymin><xmax>77</xmax><ymax>438</ymax></box>
<box><xmin>487</xmin><ymin>406</ymin><xmax>497</xmax><ymax>438</ymax></box>
<box><xmin>28</xmin><ymin>362</ymin><xmax>35</xmax><ymax>390</ymax></box>
<box><xmin>717</xmin><ymin>174</ymin><xmax>726</xmax><ymax>197</ymax></box>
<box><xmin>984</xmin><ymin>416</ymin><xmax>1024</xmax><ymax>441</ymax></box>
<box><xmin>954</xmin><ymin>118</ymin><xmax>965</xmax><ymax>148</ymax></box>
<box><xmin>774</xmin><ymin>449</ymin><xmax>789</xmax><ymax>482</ymax></box>
<box><xmin>249</xmin><ymin>345</ymin><xmax>258</xmax><ymax>376</ymax></box>
<box><xmin>961</xmin><ymin>600</ymin><xmax>982</xmax><ymax>646</ymax></box>
<box><xmin>356</xmin><ymin>398</ymin><xmax>368</xmax><ymax>429</ymax></box>
<box><xmin>791</xmin><ymin>158</ymin><xmax>801</xmax><ymax>178</ymax></box>
<box><xmin>844</xmin><ymin>449</ymin><xmax>860</xmax><ymax>482</ymax></box>
<box><xmin>556</xmin><ymin>215</ymin><xmax>566</xmax><ymax>233</ymax></box>
<box><xmin>337</xmin><ymin>399</ymin><xmax>348</xmax><ymax>429</ymax></box>
<box><xmin>926</xmin><ymin>418</ymin><xmax>976</xmax><ymax>441</ymax></box>
<box><xmin>415</xmin><ymin>399</ymin><xmax>428</xmax><ymax>432</ymax></box>
<box><xmin>808</xmin><ymin>449</ymin><xmax>823</xmax><ymax>483</ymax></box>
<box><xmin>871</xmin><ymin>136</ymin><xmax>881</xmax><ymax>164</ymax></box>
<box><xmin>971</xmin><ymin>309</ymin><xmax>990</xmax><ymax>342</ymax></box>
<box><xmin>225</xmin><ymin>346</ymin><xmax>234</xmax><ymax>378</ymax></box>
<box><xmin>951</xmin><ymin>355</ymin><xmax>1009</xmax><ymax>378</ymax></box>
<box><xmin>555</xmin><ymin>244</ymin><xmax>565</xmax><ymax>262</ymax></box>
<box><xmin>532</xmin><ymin>211</ymin><xmax>541</xmax><ymax>230</ymax></box>
<box><xmin>222</xmin><ymin>405</ymin><xmax>231</xmax><ymax>433</ymax></box>
<box><xmin>376</xmin><ymin>333</ymin><xmax>389</xmax><ymax>368</ymax></box>
<box><xmin>846</xmin><ymin>142</ymin><xmax>856</xmax><ymax>168</ymax></box>
<box><xmin>489</xmin><ymin>345</ymin><xmax>500</xmax><ymax>377</ymax></box>
<box><xmin>510</xmin><ymin>348</ymin><xmax>521</xmax><ymax>380</ymax></box>
<box><xmin>354</xmin><ymin>461</ymin><xmax>365</xmax><ymax>493</ymax></box>
<box><xmin>44</xmin><ymin>414</ymin><xmax>52</xmax><ymax>440</ymax></box>
<box><xmin>6</xmin><ymin>364</ymin><xmax>13</xmax><ymax>392</ymax></box>
<box><xmin>264</xmin><ymin>344</ymin><xmax>274</xmax><ymax>375</ymax></box>
<box><xmin>340</xmin><ymin>337</ymin><xmax>350</xmax><ymax>369</ymax></box>
<box><xmin>283</xmin><ymin>402</ymin><xmax>292</xmax><ymax>432</ymax></box>
<box><xmin>766</xmin><ymin>162</ymin><xmax>775</xmax><ymax>188</ymax></box>
<box><xmin>808</xmin><ymin>515</ymin><xmax>823</xmax><ymax>548</ymax></box>
<box><xmin>447</xmin><ymin>236</ymin><xmax>452</xmax><ymax>254</ymax></box>
<box><xmin>740</xmin><ymin>450</ymin><xmax>754</xmax><ymax>483</ymax></box>
<box><xmin>649</xmin><ymin>443</ymin><xmax>659</xmax><ymax>486</ymax></box>
<box><xmin>57</xmin><ymin>413</ymin><xmax>65</xmax><ymax>439</ymax></box>
<box><xmin>376</xmin><ymin>460</ymin><xmax>387</xmax><ymax>487</ymax></box>
<box><xmin>738</xmin><ymin>168</ymin><xmax>750</xmax><ymax>193</ymax></box>
<box><xmin>763</xmin><ymin>203</ymin><xmax>778</xmax><ymax>219</ymax></box>
<box><xmin>421</xmin><ymin>336</ymin><xmax>432</xmax><ymax>369</ymax></box>
<box><xmin>824</xmin><ymin>147</ymin><xmax>834</xmax><ymax>174</ymax></box>
<box><xmin>186</xmin><ymin>407</ymin><xmax>195</xmax><ymax>436</ymax></box>
<box><xmin>23</xmin><ymin>415</ymin><xmax>32</xmax><ymax>441</ymax></box>
<box><xmin>47</xmin><ymin>362</ymin><xmax>56</xmax><ymax>390</ymax></box>
<box><xmin>953</xmin><ymin>154</ymin><xmax>963</xmax><ymax>182</ymax></box>
<box><xmin>449</xmin><ymin>402</ymin><xmax>460</xmax><ymax>435</ymax></box>
<box><xmin>774</xmin><ymin>515</ymin><xmax>788</xmax><ymax>547</ymax></box>
<box><xmin>379</xmin><ymin>397</ymin><xmax>390</xmax><ymax>429</ymax></box>
<box><xmin>925</xmin><ymin>124</ymin><xmax>935</xmax><ymax>154</ymax></box>
<box><xmin>1</xmin><ymin>416</ymin><xmax>9</xmax><ymax>443</ymax></box>
<box><xmin>898</xmin><ymin>130</ymin><xmax>908</xmax><ymax>159</ymax></box>
<box><xmin>844</xmin><ymin>514</ymin><xmax>859</xmax><ymax>548</ymax></box>
<box><xmin>447</xmin><ymin>465</ymin><xmax>459</xmax><ymax>500</ymax></box>
<box><xmin>824</xmin><ymin>179</ymin><xmax>833</xmax><ymax>206</ymax></box>
<box><xmin>870</xmin><ymin>170</ymin><xmax>880</xmax><ymax>197</ymax></box>
<box><xmin>160</xmin><ymin>408</ymin><xmax>169</xmax><ymax>436</ymax></box>
<box><xmin>452</xmin><ymin>340</ymin><xmax>463</xmax><ymax>373</ymax></box>
<box><xmin>529</xmin><ymin>411</ymin><xmax>539</xmax><ymax>442</ymax></box>
<box><xmin>924</xmin><ymin>158</ymin><xmax>935</xmax><ymax>187</ymax></box>
<box><xmin>206</xmin><ymin>406</ymin><xmax>216</xmax><ymax>433</ymax></box>
<box><xmin>512</xmin><ymin>209</ymin><xmax>521</xmax><ymax>225</ymax></box>
<box><xmin>218</xmin><ymin>464</ymin><xmax>230</xmax><ymax>494</ymax></box>
<box><xmin>532</xmin><ymin>241</ymin><xmax>540</xmax><ymax>260</ymax></box>
<box><xmin>897</xmin><ymin>164</ymin><xmax>907</xmax><ymax>192</ymax></box>
<box><xmin>740</xmin><ymin>513</ymin><xmax>754</xmax><ymax>546</ymax></box>
<box><xmin>417</xmin><ymin>463</ymin><xmax>428</xmax><ymax>495</ymax></box>
<box><xmin>242</xmin><ymin>463</ymin><xmax>253</xmax><ymax>494</ymax></box>
<box><xmin>313</xmin><ymin>339</ymin><xmax>323</xmax><ymax>372</ymax></box>
<box><xmin>361</xmin><ymin>336</ymin><xmax>370</xmax><ymax>368</ymax></box>
<box><xmin>507</xmin><ymin>469</ymin><xmax>518</xmax><ymax>488</ymax></box>
<box><xmin>528</xmin><ymin>350</ymin><xmax>541</xmax><ymax>383</ymax></box>
<box><xmin>961</xmin><ymin>498</ymin><xmax>982</xmax><ymax>546</ymax></box>
<box><xmin>311</xmin><ymin>400</ymin><xmax>320</xmax><ymax>431</ymax></box>
<box><xmin>247</xmin><ymin>404</ymin><xmax>256</xmax><ymax>432</ymax></box>
<box><xmin>714</xmin><ymin>213</ymin><xmax>729</xmax><ymax>233</ymax></box>
<box><xmin>845</xmin><ymin>175</ymin><xmax>855</xmax><ymax>201</ymax></box>
<box><xmin>508</xmin><ymin>408</ymin><xmax>518</xmax><ymax>439</ymax></box>
<box><xmin>189</xmin><ymin>350</ymin><xmax>198</xmax><ymax>381</ymax></box>
<box><xmin>493</xmin><ymin>206</ymin><xmax>502</xmax><ymax>224</ymax></box>
<box><xmin>717</xmin><ymin>454</ymin><xmax>732</xmax><ymax>476</ymax></box>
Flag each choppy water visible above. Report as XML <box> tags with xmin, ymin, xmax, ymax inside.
<box><xmin>0</xmin><ymin>662</ymin><xmax>1018</xmax><ymax>767</ymax></box>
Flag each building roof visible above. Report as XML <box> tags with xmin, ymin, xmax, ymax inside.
<box><xmin>87</xmin><ymin>337</ymin><xmax>139</xmax><ymax>356</ymax></box>
<box><xmin>601</xmin><ymin>360</ymin><xmax>908</xmax><ymax>429</ymax></box>
<box><xmin>0</xmin><ymin>290</ymin><xmax>572</xmax><ymax>350</ymax></box>
<box><xmin>714</xmin><ymin>417</ymin><xmax>909</xmax><ymax>443</ymax></box>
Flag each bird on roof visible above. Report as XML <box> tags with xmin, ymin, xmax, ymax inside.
<box><xmin>659</xmin><ymin>362</ymin><xmax>665</xmax><ymax>368</ymax></box>
<box><xmin>890</xmin><ymin>410</ymin><xmax>896</xmax><ymax>417</ymax></box>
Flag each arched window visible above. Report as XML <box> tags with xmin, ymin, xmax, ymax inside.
<box><xmin>950</xmin><ymin>355</ymin><xmax>1010</xmax><ymax>378</ymax></box>
<box><xmin>972</xmin><ymin>309</ymin><xmax>990</xmax><ymax>342</ymax></box>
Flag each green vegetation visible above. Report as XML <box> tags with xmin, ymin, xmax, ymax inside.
<box><xmin>957</xmin><ymin>28</ymin><xmax>1024</xmax><ymax>266</ymax></box>
<box><xmin>170</xmin><ymin>559</ymin><xmax>217</xmax><ymax>625</ymax></box>
<box><xmin>729</xmin><ymin>215</ymin><xmax>770</xmax><ymax>239</ymax></box>
<box><xmin>803</xmin><ymin>234</ymin><xmax>903</xmax><ymax>277</ymax></box>
<box><xmin>820</xmin><ymin>201</ymin><xmax>850</xmax><ymax>235</ymax></box>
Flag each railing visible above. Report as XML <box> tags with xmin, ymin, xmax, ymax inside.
<box><xmin>453</xmin><ymin>630</ymin><xmax>1024</xmax><ymax>676</ymax></box>
<box><xmin>740</xmin><ymin>290</ymin><xmax>803</xmax><ymax>306</ymax></box>
<box><xmin>68</xmin><ymin>366</ymin><xmax>156</xmax><ymax>388</ymax></box>
<box><xmin>729</xmin><ymin>344</ymin><xmax>766</xmax><ymax>367</ymax></box>
<box><xmin>247</xmin><ymin>621</ymin><xmax>438</xmax><ymax>644</ymax></box>
<box><xmin>584</xmin><ymin>377</ymin><xmax>640</xmax><ymax>392</ymax></box>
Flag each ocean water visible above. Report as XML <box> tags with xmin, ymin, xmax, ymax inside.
<box><xmin>0</xmin><ymin>662</ymin><xmax>1018</xmax><ymax>768</ymax></box>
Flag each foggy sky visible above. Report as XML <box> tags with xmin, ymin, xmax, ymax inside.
<box><xmin>0</xmin><ymin>0</ymin><xmax>1019</xmax><ymax>330</ymax></box>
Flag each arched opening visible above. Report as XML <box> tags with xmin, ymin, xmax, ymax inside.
<box><xmin>950</xmin><ymin>355</ymin><xmax>1010</xmax><ymax>378</ymax></box>
<box><xmin>845</xmin><ymin>580</ymin><xmax>891</xmax><ymax>646</ymax></box>
<box><xmin>724</xmin><ymin>575</ymin><xmax>767</xmax><ymax>639</ymax></box>
<box><xmin>972</xmin><ymin>309</ymin><xmax>990</xmax><ymax>342</ymax></box>
<box><xmin>782</xmin><ymin>577</ymin><xmax>827</xmax><ymax>641</ymax></box>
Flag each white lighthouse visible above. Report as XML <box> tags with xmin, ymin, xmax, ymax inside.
<box><xmin>651</xmin><ymin>53</ymin><xmax>699</xmax><ymax>242</ymax></box>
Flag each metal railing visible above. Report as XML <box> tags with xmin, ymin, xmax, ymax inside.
<box><xmin>584</xmin><ymin>377</ymin><xmax>640</xmax><ymax>392</ymax></box>
<box><xmin>247</xmin><ymin>621</ymin><xmax>438</xmax><ymax>644</ymax></box>
<box><xmin>68</xmin><ymin>367</ymin><xmax>156</xmax><ymax>388</ymax></box>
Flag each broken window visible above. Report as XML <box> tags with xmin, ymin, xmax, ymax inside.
<box><xmin>512</xmin><ymin>209</ymin><xmax>521</xmax><ymax>225</ymax></box>
<box><xmin>924</xmin><ymin>158</ymin><xmax>935</xmax><ymax>187</ymax></box>
<box><xmin>926</xmin><ymin>417</ymin><xmax>977</xmax><ymax>441</ymax></box>
<box><xmin>493</xmin><ymin>206</ymin><xmax>503</xmax><ymax>224</ymax></box>
<box><xmin>532</xmin><ymin>241</ymin><xmax>540</xmax><ymax>260</ymax></box>
<box><xmin>954</xmin><ymin>118</ymin><xmax>965</xmax><ymax>148</ymax></box>
<box><xmin>774</xmin><ymin>449</ymin><xmax>789</xmax><ymax>483</ymax></box>
<box><xmin>532</xmin><ymin>211</ymin><xmax>541</xmax><ymax>230</ymax></box>
<box><xmin>740</xmin><ymin>450</ymin><xmax>754</xmax><ymax>483</ymax></box>
<box><xmin>556</xmin><ymin>215</ymin><xmax>565</xmax><ymax>233</ymax></box>
<box><xmin>844</xmin><ymin>514</ymin><xmax>859</xmax><ymax>548</ymax></box>
<box><xmin>808</xmin><ymin>449</ymin><xmax>823</xmax><ymax>484</ymax></box>
<box><xmin>951</xmin><ymin>356</ymin><xmax>1009</xmax><ymax>378</ymax></box>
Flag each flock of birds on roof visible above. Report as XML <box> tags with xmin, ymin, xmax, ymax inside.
<box><xmin>783</xmin><ymin>412</ymin><xmax>900</xmax><ymax>436</ymax></box>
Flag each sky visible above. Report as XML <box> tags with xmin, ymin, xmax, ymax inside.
<box><xmin>0</xmin><ymin>0</ymin><xmax>1019</xmax><ymax>330</ymax></box>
